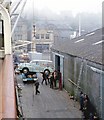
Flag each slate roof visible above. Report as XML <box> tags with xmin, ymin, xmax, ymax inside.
<box><xmin>52</xmin><ymin>28</ymin><xmax>103</xmax><ymax>65</ymax></box>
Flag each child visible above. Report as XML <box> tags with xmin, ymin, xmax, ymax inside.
<box><xmin>34</xmin><ymin>80</ymin><xmax>40</xmax><ymax>95</ymax></box>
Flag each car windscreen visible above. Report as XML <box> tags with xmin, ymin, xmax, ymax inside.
<box><xmin>30</xmin><ymin>60</ymin><xmax>53</xmax><ymax>67</ymax></box>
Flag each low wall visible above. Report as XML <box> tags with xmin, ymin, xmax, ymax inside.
<box><xmin>0</xmin><ymin>55</ymin><xmax>16</xmax><ymax>118</ymax></box>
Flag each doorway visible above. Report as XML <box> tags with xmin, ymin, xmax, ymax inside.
<box><xmin>55</xmin><ymin>55</ymin><xmax>60</xmax><ymax>71</ymax></box>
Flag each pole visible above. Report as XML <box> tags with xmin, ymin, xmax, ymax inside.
<box><xmin>78</xmin><ymin>14</ymin><xmax>81</xmax><ymax>36</ymax></box>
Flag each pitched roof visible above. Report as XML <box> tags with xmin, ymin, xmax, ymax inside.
<box><xmin>52</xmin><ymin>28</ymin><xmax>103</xmax><ymax>64</ymax></box>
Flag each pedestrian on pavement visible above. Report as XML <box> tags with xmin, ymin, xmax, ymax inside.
<box><xmin>41</xmin><ymin>72</ymin><xmax>47</xmax><ymax>85</ymax></box>
<box><xmin>34</xmin><ymin>80</ymin><xmax>40</xmax><ymax>95</ymax></box>
<box><xmin>83</xmin><ymin>94</ymin><xmax>95</xmax><ymax>120</ymax></box>
<box><xmin>57</xmin><ymin>70</ymin><xmax>62</xmax><ymax>90</ymax></box>
<box><xmin>45</xmin><ymin>71</ymin><xmax>50</xmax><ymax>84</ymax></box>
<box><xmin>49</xmin><ymin>73</ymin><xmax>54</xmax><ymax>89</ymax></box>
<box><xmin>53</xmin><ymin>70</ymin><xmax>57</xmax><ymax>88</ymax></box>
<box><xmin>83</xmin><ymin>94</ymin><xmax>90</xmax><ymax>119</ymax></box>
<box><xmin>79</xmin><ymin>91</ymin><xmax>84</xmax><ymax>111</ymax></box>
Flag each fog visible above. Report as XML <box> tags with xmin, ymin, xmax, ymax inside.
<box><xmin>22</xmin><ymin>8</ymin><xmax>101</xmax><ymax>34</ymax></box>
<box><xmin>11</xmin><ymin>0</ymin><xmax>102</xmax><ymax>34</ymax></box>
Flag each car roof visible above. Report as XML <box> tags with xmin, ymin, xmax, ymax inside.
<box><xmin>30</xmin><ymin>60</ymin><xmax>53</xmax><ymax>63</ymax></box>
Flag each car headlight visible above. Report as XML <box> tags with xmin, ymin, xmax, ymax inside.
<box><xmin>23</xmin><ymin>79</ymin><xmax>27</xmax><ymax>81</ymax></box>
<box><xmin>34</xmin><ymin>78</ymin><xmax>38</xmax><ymax>81</ymax></box>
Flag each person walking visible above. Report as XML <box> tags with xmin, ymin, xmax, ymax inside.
<box><xmin>35</xmin><ymin>80</ymin><xmax>40</xmax><ymax>95</ymax></box>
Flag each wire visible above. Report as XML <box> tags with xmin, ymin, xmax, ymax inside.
<box><xmin>11</xmin><ymin>0</ymin><xmax>28</xmax><ymax>36</ymax></box>
<box><xmin>10</xmin><ymin>0</ymin><xmax>23</xmax><ymax>16</ymax></box>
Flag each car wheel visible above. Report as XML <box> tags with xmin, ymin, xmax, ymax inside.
<box><xmin>44</xmin><ymin>69</ymin><xmax>50</xmax><ymax>77</ymax></box>
<box><xmin>22</xmin><ymin>68</ymin><xmax>29</xmax><ymax>73</ymax></box>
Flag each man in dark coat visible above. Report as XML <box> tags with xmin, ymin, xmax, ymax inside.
<box><xmin>79</xmin><ymin>91</ymin><xmax>84</xmax><ymax>111</ymax></box>
<box><xmin>41</xmin><ymin>72</ymin><xmax>47</xmax><ymax>85</ymax></box>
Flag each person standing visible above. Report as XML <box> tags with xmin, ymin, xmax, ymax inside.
<box><xmin>41</xmin><ymin>72</ymin><xmax>47</xmax><ymax>85</ymax></box>
<box><xmin>49</xmin><ymin>73</ymin><xmax>54</xmax><ymax>89</ymax></box>
<box><xmin>83</xmin><ymin>94</ymin><xmax>95</xmax><ymax>120</ymax></box>
<box><xmin>79</xmin><ymin>91</ymin><xmax>84</xmax><ymax>111</ymax></box>
<box><xmin>58</xmin><ymin>71</ymin><xmax>62</xmax><ymax>90</ymax></box>
<box><xmin>53</xmin><ymin>70</ymin><xmax>57</xmax><ymax>88</ymax></box>
<box><xmin>45</xmin><ymin>71</ymin><xmax>50</xmax><ymax>84</ymax></box>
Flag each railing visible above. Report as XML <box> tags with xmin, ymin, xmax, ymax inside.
<box><xmin>0</xmin><ymin>55</ymin><xmax>17</xmax><ymax>119</ymax></box>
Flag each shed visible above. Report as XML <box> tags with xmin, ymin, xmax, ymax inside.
<box><xmin>51</xmin><ymin>28</ymin><xmax>104</xmax><ymax>118</ymax></box>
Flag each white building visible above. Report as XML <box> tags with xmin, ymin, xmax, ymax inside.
<box><xmin>32</xmin><ymin>28</ymin><xmax>54</xmax><ymax>53</ymax></box>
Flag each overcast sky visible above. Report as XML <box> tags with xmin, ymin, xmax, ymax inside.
<box><xmin>11</xmin><ymin>0</ymin><xmax>103</xmax><ymax>16</ymax></box>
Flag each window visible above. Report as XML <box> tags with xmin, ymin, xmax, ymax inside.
<box><xmin>0</xmin><ymin>20</ymin><xmax>4</xmax><ymax>48</ymax></box>
<box><xmin>41</xmin><ymin>34</ymin><xmax>44</xmax><ymax>39</ymax></box>
<box><xmin>46</xmin><ymin>34</ymin><xmax>50</xmax><ymax>39</ymax></box>
<box><xmin>36</xmin><ymin>44</ymin><xmax>42</xmax><ymax>52</ymax></box>
<box><xmin>36</xmin><ymin>34</ymin><xmax>40</xmax><ymax>39</ymax></box>
<box><xmin>42</xmin><ymin>44</ymin><xmax>49</xmax><ymax>50</ymax></box>
<box><xmin>18</xmin><ymin>35</ymin><xmax>22</xmax><ymax>40</ymax></box>
<box><xmin>0</xmin><ymin>20</ymin><xmax>3</xmax><ymax>34</ymax></box>
<box><xmin>36</xmin><ymin>44</ymin><xmax>49</xmax><ymax>52</ymax></box>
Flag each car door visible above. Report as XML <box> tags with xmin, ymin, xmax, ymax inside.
<box><xmin>32</xmin><ymin>61</ymin><xmax>40</xmax><ymax>72</ymax></box>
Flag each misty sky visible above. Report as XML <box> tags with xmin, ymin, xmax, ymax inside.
<box><xmin>11</xmin><ymin>0</ymin><xmax>103</xmax><ymax>16</ymax></box>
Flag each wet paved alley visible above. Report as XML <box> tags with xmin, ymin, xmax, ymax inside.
<box><xmin>16</xmin><ymin>73</ymin><xmax>82</xmax><ymax>118</ymax></box>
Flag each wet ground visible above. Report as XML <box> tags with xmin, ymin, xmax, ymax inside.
<box><xmin>16</xmin><ymin>73</ymin><xmax>82</xmax><ymax>118</ymax></box>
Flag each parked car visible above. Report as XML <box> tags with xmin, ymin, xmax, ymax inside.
<box><xmin>22</xmin><ymin>72</ymin><xmax>38</xmax><ymax>83</ymax></box>
<box><xmin>18</xmin><ymin>60</ymin><xmax>54</xmax><ymax>76</ymax></box>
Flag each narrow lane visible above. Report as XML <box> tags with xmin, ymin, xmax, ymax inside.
<box><xmin>16</xmin><ymin>73</ymin><xmax>82</xmax><ymax>118</ymax></box>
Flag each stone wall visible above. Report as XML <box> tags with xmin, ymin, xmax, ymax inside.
<box><xmin>63</xmin><ymin>54</ymin><xmax>102</xmax><ymax>117</ymax></box>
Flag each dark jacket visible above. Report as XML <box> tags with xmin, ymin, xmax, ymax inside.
<box><xmin>35</xmin><ymin>81</ymin><xmax>39</xmax><ymax>86</ymax></box>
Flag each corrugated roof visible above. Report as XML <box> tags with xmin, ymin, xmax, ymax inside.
<box><xmin>52</xmin><ymin>28</ymin><xmax>103</xmax><ymax>64</ymax></box>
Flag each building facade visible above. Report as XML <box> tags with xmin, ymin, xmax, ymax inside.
<box><xmin>11</xmin><ymin>17</ymin><xmax>28</xmax><ymax>52</ymax></box>
<box><xmin>32</xmin><ymin>29</ymin><xmax>54</xmax><ymax>53</ymax></box>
